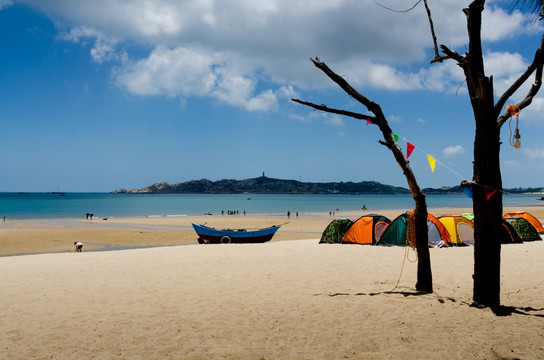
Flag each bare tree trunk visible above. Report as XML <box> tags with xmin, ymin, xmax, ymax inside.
<box><xmin>292</xmin><ymin>58</ymin><xmax>432</xmax><ymax>292</ymax></box>
<box><xmin>443</xmin><ymin>1</ymin><xmax>503</xmax><ymax>306</ymax></box>
<box><xmin>413</xmin><ymin>193</ymin><xmax>431</xmax><ymax>291</ymax></box>
<box><xmin>439</xmin><ymin>0</ymin><xmax>544</xmax><ymax>307</ymax></box>
<box><xmin>469</xmin><ymin>75</ymin><xmax>503</xmax><ymax>307</ymax></box>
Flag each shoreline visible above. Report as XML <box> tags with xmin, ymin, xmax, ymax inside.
<box><xmin>2</xmin><ymin>205</ymin><xmax>543</xmax><ymax>257</ymax></box>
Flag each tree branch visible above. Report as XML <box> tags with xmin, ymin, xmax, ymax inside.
<box><xmin>497</xmin><ymin>62</ymin><xmax>543</xmax><ymax>126</ymax></box>
<box><xmin>310</xmin><ymin>58</ymin><xmax>387</xmax><ymax>125</ymax></box>
<box><xmin>422</xmin><ymin>0</ymin><xmax>443</xmax><ymax>63</ymax></box>
<box><xmin>290</xmin><ymin>98</ymin><xmax>375</xmax><ymax>122</ymax></box>
<box><xmin>495</xmin><ymin>31</ymin><xmax>544</xmax><ymax>122</ymax></box>
<box><xmin>464</xmin><ymin>1</ymin><xmax>485</xmax><ymax>75</ymax></box>
<box><xmin>440</xmin><ymin>45</ymin><xmax>465</xmax><ymax>65</ymax></box>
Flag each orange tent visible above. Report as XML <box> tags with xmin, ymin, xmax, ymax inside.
<box><xmin>439</xmin><ymin>215</ymin><xmax>474</xmax><ymax>246</ymax></box>
<box><xmin>342</xmin><ymin>214</ymin><xmax>391</xmax><ymax>245</ymax></box>
<box><xmin>503</xmin><ymin>211</ymin><xmax>544</xmax><ymax>233</ymax></box>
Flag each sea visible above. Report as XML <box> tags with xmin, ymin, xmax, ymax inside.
<box><xmin>0</xmin><ymin>192</ymin><xmax>542</xmax><ymax>220</ymax></box>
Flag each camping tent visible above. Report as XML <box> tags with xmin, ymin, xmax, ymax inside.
<box><xmin>319</xmin><ymin>219</ymin><xmax>354</xmax><ymax>244</ymax></box>
<box><xmin>378</xmin><ymin>212</ymin><xmax>451</xmax><ymax>247</ymax></box>
<box><xmin>342</xmin><ymin>214</ymin><xmax>391</xmax><ymax>245</ymax></box>
<box><xmin>504</xmin><ymin>217</ymin><xmax>542</xmax><ymax>241</ymax></box>
<box><xmin>438</xmin><ymin>215</ymin><xmax>475</xmax><ymax>246</ymax></box>
<box><xmin>448</xmin><ymin>213</ymin><xmax>524</xmax><ymax>244</ymax></box>
<box><xmin>503</xmin><ymin>211</ymin><xmax>544</xmax><ymax>234</ymax></box>
<box><xmin>501</xmin><ymin>219</ymin><xmax>524</xmax><ymax>244</ymax></box>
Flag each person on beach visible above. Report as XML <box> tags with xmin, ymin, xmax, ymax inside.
<box><xmin>74</xmin><ymin>241</ymin><xmax>83</xmax><ymax>252</ymax></box>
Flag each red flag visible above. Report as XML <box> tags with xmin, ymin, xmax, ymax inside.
<box><xmin>406</xmin><ymin>142</ymin><xmax>415</xmax><ymax>159</ymax></box>
<box><xmin>366</xmin><ymin>118</ymin><xmax>372</xmax><ymax>125</ymax></box>
<box><xmin>484</xmin><ymin>186</ymin><xmax>497</xmax><ymax>200</ymax></box>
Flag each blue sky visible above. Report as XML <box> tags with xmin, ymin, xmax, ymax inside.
<box><xmin>1</xmin><ymin>0</ymin><xmax>544</xmax><ymax>192</ymax></box>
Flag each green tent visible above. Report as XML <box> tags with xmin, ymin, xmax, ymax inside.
<box><xmin>319</xmin><ymin>219</ymin><xmax>354</xmax><ymax>244</ymax></box>
<box><xmin>504</xmin><ymin>217</ymin><xmax>541</xmax><ymax>242</ymax></box>
<box><xmin>460</xmin><ymin>213</ymin><xmax>474</xmax><ymax>221</ymax></box>
<box><xmin>458</xmin><ymin>214</ymin><xmax>524</xmax><ymax>244</ymax></box>
<box><xmin>377</xmin><ymin>212</ymin><xmax>452</xmax><ymax>247</ymax></box>
<box><xmin>378</xmin><ymin>214</ymin><xmax>409</xmax><ymax>246</ymax></box>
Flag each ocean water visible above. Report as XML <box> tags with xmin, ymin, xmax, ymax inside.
<box><xmin>0</xmin><ymin>192</ymin><xmax>540</xmax><ymax>220</ymax></box>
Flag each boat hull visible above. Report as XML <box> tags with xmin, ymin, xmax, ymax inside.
<box><xmin>192</xmin><ymin>223</ymin><xmax>280</xmax><ymax>244</ymax></box>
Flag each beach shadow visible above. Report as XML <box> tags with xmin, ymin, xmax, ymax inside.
<box><xmin>317</xmin><ymin>290</ymin><xmax>457</xmax><ymax>304</ymax></box>
<box><xmin>491</xmin><ymin>305</ymin><xmax>544</xmax><ymax>318</ymax></box>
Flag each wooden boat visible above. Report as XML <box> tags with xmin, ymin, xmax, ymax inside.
<box><xmin>192</xmin><ymin>223</ymin><xmax>280</xmax><ymax>244</ymax></box>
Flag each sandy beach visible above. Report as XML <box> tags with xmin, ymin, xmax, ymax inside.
<box><xmin>1</xmin><ymin>206</ymin><xmax>544</xmax><ymax>359</ymax></box>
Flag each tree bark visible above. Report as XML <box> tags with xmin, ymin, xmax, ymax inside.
<box><xmin>469</xmin><ymin>75</ymin><xmax>503</xmax><ymax>307</ymax></box>
<box><xmin>463</xmin><ymin>1</ymin><xmax>503</xmax><ymax>307</ymax></box>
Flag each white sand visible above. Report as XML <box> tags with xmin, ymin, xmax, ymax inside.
<box><xmin>1</xmin><ymin>238</ymin><xmax>543</xmax><ymax>359</ymax></box>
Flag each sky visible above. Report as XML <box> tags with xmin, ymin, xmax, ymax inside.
<box><xmin>1</xmin><ymin>0</ymin><xmax>544</xmax><ymax>192</ymax></box>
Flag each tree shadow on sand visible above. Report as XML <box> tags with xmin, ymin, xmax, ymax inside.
<box><xmin>316</xmin><ymin>291</ymin><xmax>544</xmax><ymax>318</ymax></box>
<box><xmin>316</xmin><ymin>289</ymin><xmax>457</xmax><ymax>303</ymax></box>
<box><xmin>491</xmin><ymin>305</ymin><xmax>544</xmax><ymax>318</ymax></box>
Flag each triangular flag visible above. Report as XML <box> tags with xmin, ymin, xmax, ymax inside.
<box><xmin>406</xmin><ymin>142</ymin><xmax>415</xmax><ymax>159</ymax></box>
<box><xmin>393</xmin><ymin>133</ymin><xmax>400</xmax><ymax>142</ymax></box>
<box><xmin>427</xmin><ymin>155</ymin><xmax>436</xmax><ymax>172</ymax></box>
<box><xmin>484</xmin><ymin>186</ymin><xmax>497</xmax><ymax>200</ymax></box>
<box><xmin>366</xmin><ymin>118</ymin><xmax>372</xmax><ymax>125</ymax></box>
<box><xmin>462</xmin><ymin>185</ymin><xmax>473</xmax><ymax>199</ymax></box>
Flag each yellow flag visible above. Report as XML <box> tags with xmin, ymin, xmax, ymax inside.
<box><xmin>427</xmin><ymin>155</ymin><xmax>436</xmax><ymax>172</ymax></box>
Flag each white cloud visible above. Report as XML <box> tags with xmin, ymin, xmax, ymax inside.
<box><xmin>0</xmin><ymin>0</ymin><xmax>12</xmax><ymax>10</ymax></box>
<box><xmin>442</xmin><ymin>145</ymin><xmax>465</xmax><ymax>158</ymax></box>
<box><xmin>64</xmin><ymin>27</ymin><xmax>119</xmax><ymax>63</ymax></box>
<box><xmin>524</xmin><ymin>147</ymin><xmax>544</xmax><ymax>159</ymax></box>
<box><xmin>484</xmin><ymin>51</ymin><xmax>529</xmax><ymax>97</ymax></box>
<box><xmin>245</xmin><ymin>90</ymin><xmax>278</xmax><ymax>112</ymax></box>
<box><xmin>327</xmin><ymin>116</ymin><xmax>345</xmax><ymax>127</ymax></box>
<box><xmin>289</xmin><ymin>113</ymin><xmax>308</xmax><ymax>122</ymax></box>
<box><xmin>482</xmin><ymin>7</ymin><xmax>526</xmax><ymax>42</ymax></box>
<box><xmin>520</xmin><ymin>96</ymin><xmax>544</xmax><ymax>126</ymax></box>
<box><xmin>115</xmin><ymin>46</ymin><xmax>283</xmax><ymax>111</ymax></box>
<box><xmin>503</xmin><ymin>160</ymin><xmax>519</xmax><ymax>167</ymax></box>
<box><xmin>388</xmin><ymin>115</ymin><xmax>403</xmax><ymax>124</ymax></box>
<box><xmin>18</xmin><ymin>0</ymin><xmax>541</xmax><ymax>108</ymax></box>
<box><xmin>115</xmin><ymin>46</ymin><xmax>214</xmax><ymax>97</ymax></box>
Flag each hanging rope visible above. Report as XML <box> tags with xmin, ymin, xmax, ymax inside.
<box><xmin>507</xmin><ymin>104</ymin><xmax>521</xmax><ymax>117</ymax></box>
<box><xmin>406</xmin><ymin>210</ymin><xmax>417</xmax><ymax>249</ymax></box>
<box><xmin>506</xmin><ymin>104</ymin><xmax>521</xmax><ymax>149</ymax></box>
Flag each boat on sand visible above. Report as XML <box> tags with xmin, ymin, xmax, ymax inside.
<box><xmin>192</xmin><ymin>223</ymin><xmax>280</xmax><ymax>244</ymax></box>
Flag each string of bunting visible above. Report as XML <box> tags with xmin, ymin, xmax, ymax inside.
<box><xmin>365</xmin><ymin>117</ymin><xmax>526</xmax><ymax>202</ymax></box>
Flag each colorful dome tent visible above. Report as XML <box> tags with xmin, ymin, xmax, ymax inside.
<box><xmin>438</xmin><ymin>215</ymin><xmax>475</xmax><ymax>246</ymax></box>
<box><xmin>378</xmin><ymin>212</ymin><xmax>451</xmax><ymax>247</ymax></box>
<box><xmin>452</xmin><ymin>213</ymin><xmax>524</xmax><ymax>244</ymax></box>
<box><xmin>503</xmin><ymin>211</ymin><xmax>544</xmax><ymax>234</ymax></box>
<box><xmin>503</xmin><ymin>215</ymin><xmax>542</xmax><ymax>242</ymax></box>
<box><xmin>501</xmin><ymin>219</ymin><xmax>524</xmax><ymax>244</ymax></box>
<box><xmin>319</xmin><ymin>219</ymin><xmax>354</xmax><ymax>244</ymax></box>
<box><xmin>342</xmin><ymin>214</ymin><xmax>391</xmax><ymax>245</ymax></box>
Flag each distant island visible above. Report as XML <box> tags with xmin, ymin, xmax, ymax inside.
<box><xmin>112</xmin><ymin>176</ymin><xmax>544</xmax><ymax>195</ymax></box>
<box><xmin>113</xmin><ymin>176</ymin><xmax>410</xmax><ymax>195</ymax></box>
